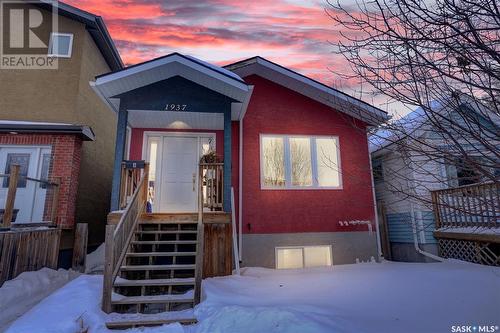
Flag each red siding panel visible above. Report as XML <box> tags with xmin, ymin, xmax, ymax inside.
<box><xmin>240</xmin><ymin>75</ymin><xmax>375</xmax><ymax>234</ymax></box>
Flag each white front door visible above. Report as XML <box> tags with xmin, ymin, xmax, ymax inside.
<box><xmin>0</xmin><ymin>146</ymin><xmax>51</xmax><ymax>223</ymax></box>
<box><xmin>159</xmin><ymin>137</ymin><xmax>199</xmax><ymax>212</ymax></box>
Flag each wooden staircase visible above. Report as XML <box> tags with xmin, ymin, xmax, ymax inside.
<box><xmin>105</xmin><ymin>214</ymin><xmax>201</xmax><ymax>329</ymax></box>
<box><xmin>102</xmin><ymin>162</ymin><xmax>233</xmax><ymax>329</ymax></box>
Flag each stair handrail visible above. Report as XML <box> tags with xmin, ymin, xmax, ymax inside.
<box><xmin>102</xmin><ymin>163</ymin><xmax>149</xmax><ymax>313</ymax></box>
<box><xmin>231</xmin><ymin>187</ymin><xmax>240</xmax><ymax>275</ymax></box>
<box><xmin>194</xmin><ymin>163</ymin><xmax>205</xmax><ymax>304</ymax></box>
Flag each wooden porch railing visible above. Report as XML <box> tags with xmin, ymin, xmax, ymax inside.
<box><xmin>200</xmin><ymin>162</ymin><xmax>223</xmax><ymax>211</ymax></box>
<box><xmin>431</xmin><ymin>182</ymin><xmax>499</xmax><ymax>229</ymax></box>
<box><xmin>1</xmin><ymin>164</ymin><xmax>60</xmax><ymax>227</ymax></box>
<box><xmin>119</xmin><ymin>161</ymin><xmax>147</xmax><ymax>210</ymax></box>
<box><xmin>102</xmin><ymin>163</ymin><xmax>149</xmax><ymax>313</ymax></box>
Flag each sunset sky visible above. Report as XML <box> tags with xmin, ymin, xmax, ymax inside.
<box><xmin>65</xmin><ymin>0</ymin><xmax>401</xmax><ymax>115</ymax></box>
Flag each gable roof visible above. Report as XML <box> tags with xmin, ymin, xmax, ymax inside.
<box><xmin>36</xmin><ymin>1</ymin><xmax>123</xmax><ymax>71</ymax></box>
<box><xmin>224</xmin><ymin>56</ymin><xmax>389</xmax><ymax>126</ymax></box>
<box><xmin>91</xmin><ymin>53</ymin><xmax>251</xmax><ymax>116</ymax></box>
<box><xmin>369</xmin><ymin>95</ymin><xmax>500</xmax><ymax>154</ymax></box>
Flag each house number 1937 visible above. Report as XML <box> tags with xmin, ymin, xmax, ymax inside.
<box><xmin>165</xmin><ymin>104</ymin><xmax>187</xmax><ymax>111</ymax></box>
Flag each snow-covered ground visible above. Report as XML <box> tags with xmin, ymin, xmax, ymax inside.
<box><xmin>4</xmin><ymin>260</ymin><xmax>500</xmax><ymax>333</ymax></box>
<box><xmin>0</xmin><ymin>268</ymin><xmax>79</xmax><ymax>332</ymax></box>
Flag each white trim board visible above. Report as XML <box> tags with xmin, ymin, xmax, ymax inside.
<box><xmin>141</xmin><ymin>131</ymin><xmax>217</xmax><ymax>213</ymax></box>
<box><xmin>226</xmin><ymin>57</ymin><xmax>389</xmax><ymax>126</ymax></box>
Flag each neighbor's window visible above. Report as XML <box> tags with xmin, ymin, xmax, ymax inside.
<box><xmin>39</xmin><ymin>153</ymin><xmax>52</xmax><ymax>189</ymax></box>
<box><xmin>446</xmin><ymin>157</ymin><xmax>483</xmax><ymax>187</ymax></box>
<box><xmin>260</xmin><ymin>135</ymin><xmax>341</xmax><ymax>189</ymax></box>
<box><xmin>3</xmin><ymin>153</ymin><xmax>30</xmax><ymax>188</ymax></box>
<box><xmin>372</xmin><ymin>158</ymin><xmax>384</xmax><ymax>183</ymax></box>
<box><xmin>48</xmin><ymin>33</ymin><xmax>73</xmax><ymax>57</ymax></box>
<box><xmin>276</xmin><ymin>246</ymin><xmax>332</xmax><ymax>269</ymax></box>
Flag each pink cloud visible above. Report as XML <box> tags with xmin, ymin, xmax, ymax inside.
<box><xmin>63</xmin><ymin>0</ymin><xmax>384</xmax><ymax>110</ymax></box>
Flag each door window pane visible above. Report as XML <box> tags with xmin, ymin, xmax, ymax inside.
<box><xmin>39</xmin><ymin>153</ymin><xmax>51</xmax><ymax>189</ymax></box>
<box><xmin>290</xmin><ymin>138</ymin><xmax>312</xmax><ymax>186</ymax></box>
<box><xmin>201</xmin><ymin>137</ymin><xmax>215</xmax><ymax>156</ymax></box>
<box><xmin>147</xmin><ymin>140</ymin><xmax>158</xmax><ymax>213</ymax></box>
<box><xmin>3</xmin><ymin>153</ymin><xmax>30</xmax><ymax>188</ymax></box>
<box><xmin>315</xmin><ymin>138</ymin><xmax>340</xmax><ymax>187</ymax></box>
<box><xmin>304</xmin><ymin>246</ymin><xmax>332</xmax><ymax>267</ymax></box>
<box><xmin>276</xmin><ymin>248</ymin><xmax>303</xmax><ymax>269</ymax></box>
<box><xmin>262</xmin><ymin>137</ymin><xmax>285</xmax><ymax>187</ymax></box>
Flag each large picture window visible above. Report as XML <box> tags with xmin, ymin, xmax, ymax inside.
<box><xmin>260</xmin><ymin>135</ymin><xmax>342</xmax><ymax>189</ymax></box>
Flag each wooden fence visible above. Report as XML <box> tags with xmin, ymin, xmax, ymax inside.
<box><xmin>203</xmin><ymin>214</ymin><xmax>232</xmax><ymax>278</ymax></box>
<box><xmin>0</xmin><ymin>227</ymin><xmax>61</xmax><ymax>285</ymax></box>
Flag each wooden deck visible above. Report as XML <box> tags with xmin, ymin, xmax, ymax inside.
<box><xmin>431</xmin><ymin>182</ymin><xmax>500</xmax><ymax>266</ymax></box>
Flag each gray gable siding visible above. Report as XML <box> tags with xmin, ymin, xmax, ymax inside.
<box><xmin>114</xmin><ymin>76</ymin><xmax>235</xmax><ymax>113</ymax></box>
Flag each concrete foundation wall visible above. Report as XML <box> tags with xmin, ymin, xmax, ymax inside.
<box><xmin>242</xmin><ymin>231</ymin><xmax>378</xmax><ymax>268</ymax></box>
<box><xmin>390</xmin><ymin>242</ymin><xmax>438</xmax><ymax>263</ymax></box>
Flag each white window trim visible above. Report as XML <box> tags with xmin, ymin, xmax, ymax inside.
<box><xmin>275</xmin><ymin>245</ymin><xmax>333</xmax><ymax>269</ymax></box>
<box><xmin>259</xmin><ymin>134</ymin><xmax>343</xmax><ymax>190</ymax></box>
<box><xmin>48</xmin><ymin>33</ymin><xmax>74</xmax><ymax>58</ymax></box>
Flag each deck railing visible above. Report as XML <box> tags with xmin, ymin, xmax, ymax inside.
<box><xmin>431</xmin><ymin>182</ymin><xmax>499</xmax><ymax>229</ymax></box>
<box><xmin>200</xmin><ymin>162</ymin><xmax>224</xmax><ymax>211</ymax></box>
<box><xmin>102</xmin><ymin>162</ymin><xmax>149</xmax><ymax>313</ymax></box>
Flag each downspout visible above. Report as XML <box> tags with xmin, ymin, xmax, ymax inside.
<box><xmin>238</xmin><ymin>86</ymin><xmax>253</xmax><ymax>263</ymax></box>
<box><xmin>238</xmin><ymin>117</ymin><xmax>243</xmax><ymax>261</ymax></box>
<box><xmin>404</xmin><ymin>151</ymin><xmax>444</xmax><ymax>262</ymax></box>
<box><xmin>367</xmin><ymin>133</ymin><xmax>382</xmax><ymax>261</ymax></box>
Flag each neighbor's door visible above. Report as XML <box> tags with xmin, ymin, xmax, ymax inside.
<box><xmin>159</xmin><ymin>137</ymin><xmax>198</xmax><ymax>212</ymax></box>
<box><xmin>0</xmin><ymin>146</ymin><xmax>51</xmax><ymax>223</ymax></box>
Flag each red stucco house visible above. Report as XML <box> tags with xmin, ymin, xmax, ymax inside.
<box><xmin>92</xmin><ymin>53</ymin><xmax>389</xmax><ymax>269</ymax></box>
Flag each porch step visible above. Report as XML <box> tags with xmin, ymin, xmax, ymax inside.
<box><xmin>135</xmin><ymin>230</ymin><xmax>198</xmax><ymax>234</ymax></box>
<box><xmin>114</xmin><ymin>278</ymin><xmax>195</xmax><ymax>287</ymax></box>
<box><xmin>131</xmin><ymin>240</ymin><xmax>198</xmax><ymax>245</ymax></box>
<box><xmin>106</xmin><ymin>317</ymin><xmax>197</xmax><ymax>329</ymax></box>
<box><xmin>139</xmin><ymin>220</ymin><xmax>198</xmax><ymax>225</ymax></box>
<box><xmin>120</xmin><ymin>264</ymin><xmax>196</xmax><ymax>271</ymax></box>
<box><xmin>126</xmin><ymin>252</ymin><xmax>197</xmax><ymax>257</ymax></box>
<box><xmin>111</xmin><ymin>292</ymin><xmax>194</xmax><ymax>305</ymax></box>
<box><xmin>105</xmin><ymin>310</ymin><xmax>197</xmax><ymax>329</ymax></box>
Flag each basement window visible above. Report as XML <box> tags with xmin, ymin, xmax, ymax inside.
<box><xmin>48</xmin><ymin>33</ymin><xmax>73</xmax><ymax>58</ymax></box>
<box><xmin>275</xmin><ymin>246</ymin><xmax>332</xmax><ymax>269</ymax></box>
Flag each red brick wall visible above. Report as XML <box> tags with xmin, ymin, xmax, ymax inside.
<box><xmin>239</xmin><ymin>75</ymin><xmax>375</xmax><ymax>234</ymax></box>
<box><xmin>0</xmin><ymin>133</ymin><xmax>83</xmax><ymax>228</ymax></box>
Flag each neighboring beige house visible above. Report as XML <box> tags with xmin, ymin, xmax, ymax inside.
<box><xmin>0</xmin><ymin>1</ymin><xmax>123</xmax><ymax>259</ymax></box>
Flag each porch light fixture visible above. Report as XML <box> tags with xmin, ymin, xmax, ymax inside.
<box><xmin>169</xmin><ymin>121</ymin><xmax>190</xmax><ymax>129</ymax></box>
